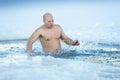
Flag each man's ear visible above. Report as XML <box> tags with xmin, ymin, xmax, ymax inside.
<box><xmin>43</xmin><ymin>19</ymin><xmax>45</xmax><ymax>23</ymax></box>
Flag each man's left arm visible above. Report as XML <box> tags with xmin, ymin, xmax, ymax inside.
<box><xmin>60</xmin><ymin>28</ymin><xmax>80</xmax><ymax>46</ymax></box>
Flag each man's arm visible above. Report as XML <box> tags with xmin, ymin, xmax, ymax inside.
<box><xmin>60</xmin><ymin>27</ymin><xmax>80</xmax><ymax>46</ymax></box>
<box><xmin>27</xmin><ymin>29</ymin><xmax>41</xmax><ymax>56</ymax></box>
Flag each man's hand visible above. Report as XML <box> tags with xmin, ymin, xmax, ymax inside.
<box><xmin>73</xmin><ymin>40</ymin><xmax>80</xmax><ymax>46</ymax></box>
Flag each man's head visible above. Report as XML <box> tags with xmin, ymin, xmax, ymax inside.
<box><xmin>43</xmin><ymin>13</ymin><xmax>54</xmax><ymax>28</ymax></box>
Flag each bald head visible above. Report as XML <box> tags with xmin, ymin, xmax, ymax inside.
<box><xmin>43</xmin><ymin>13</ymin><xmax>53</xmax><ymax>21</ymax></box>
<box><xmin>43</xmin><ymin>13</ymin><xmax>54</xmax><ymax>28</ymax></box>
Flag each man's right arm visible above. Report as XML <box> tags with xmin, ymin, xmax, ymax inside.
<box><xmin>27</xmin><ymin>29</ymin><xmax>41</xmax><ymax>56</ymax></box>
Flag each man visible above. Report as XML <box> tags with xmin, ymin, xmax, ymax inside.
<box><xmin>27</xmin><ymin>13</ymin><xmax>80</xmax><ymax>56</ymax></box>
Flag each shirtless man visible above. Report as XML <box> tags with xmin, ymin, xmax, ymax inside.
<box><xmin>27</xmin><ymin>13</ymin><xmax>80</xmax><ymax>56</ymax></box>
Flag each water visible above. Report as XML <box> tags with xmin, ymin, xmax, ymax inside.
<box><xmin>0</xmin><ymin>36</ymin><xmax>120</xmax><ymax>80</ymax></box>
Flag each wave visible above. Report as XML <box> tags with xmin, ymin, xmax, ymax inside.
<box><xmin>0</xmin><ymin>39</ymin><xmax>120</xmax><ymax>65</ymax></box>
<box><xmin>0</xmin><ymin>54</ymin><xmax>120</xmax><ymax>80</ymax></box>
<box><xmin>0</xmin><ymin>39</ymin><xmax>120</xmax><ymax>80</ymax></box>
<box><xmin>0</xmin><ymin>38</ymin><xmax>28</xmax><ymax>44</ymax></box>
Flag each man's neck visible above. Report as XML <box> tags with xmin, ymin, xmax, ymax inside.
<box><xmin>44</xmin><ymin>25</ymin><xmax>53</xmax><ymax>29</ymax></box>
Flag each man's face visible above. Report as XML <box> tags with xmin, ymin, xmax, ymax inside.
<box><xmin>44</xmin><ymin>16</ymin><xmax>54</xmax><ymax>28</ymax></box>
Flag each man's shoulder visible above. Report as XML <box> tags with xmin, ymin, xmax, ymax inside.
<box><xmin>54</xmin><ymin>24</ymin><xmax>60</xmax><ymax>27</ymax></box>
<box><xmin>36</xmin><ymin>25</ymin><xmax>44</xmax><ymax>30</ymax></box>
<box><xmin>54</xmin><ymin>24</ymin><xmax>62</xmax><ymax>29</ymax></box>
<box><xmin>34</xmin><ymin>25</ymin><xmax>45</xmax><ymax>33</ymax></box>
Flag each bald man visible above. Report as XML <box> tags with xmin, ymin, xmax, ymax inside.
<box><xmin>27</xmin><ymin>13</ymin><xmax>80</xmax><ymax>56</ymax></box>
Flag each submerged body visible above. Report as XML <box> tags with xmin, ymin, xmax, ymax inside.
<box><xmin>27</xmin><ymin>13</ymin><xmax>79</xmax><ymax>55</ymax></box>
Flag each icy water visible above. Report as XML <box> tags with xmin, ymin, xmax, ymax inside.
<box><xmin>0</xmin><ymin>2</ymin><xmax>120</xmax><ymax>80</ymax></box>
<box><xmin>0</xmin><ymin>37</ymin><xmax>120</xmax><ymax>80</ymax></box>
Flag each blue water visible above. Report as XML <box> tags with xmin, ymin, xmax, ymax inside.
<box><xmin>0</xmin><ymin>35</ymin><xmax>120</xmax><ymax>80</ymax></box>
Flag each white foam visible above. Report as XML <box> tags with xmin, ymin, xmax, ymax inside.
<box><xmin>1</xmin><ymin>55</ymin><xmax>119</xmax><ymax>80</ymax></box>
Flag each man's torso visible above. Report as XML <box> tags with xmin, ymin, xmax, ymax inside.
<box><xmin>38</xmin><ymin>24</ymin><xmax>62</xmax><ymax>54</ymax></box>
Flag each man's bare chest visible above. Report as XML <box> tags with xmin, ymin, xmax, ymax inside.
<box><xmin>41</xmin><ymin>29</ymin><xmax>61</xmax><ymax>40</ymax></box>
<box><xmin>47</xmin><ymin>30</ymin><xmax>60</xmax><ymax>38</ymax></box>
